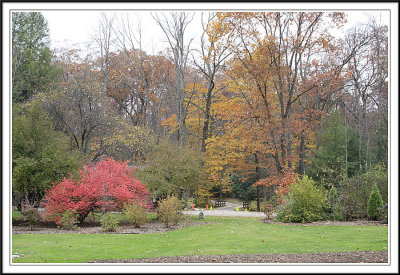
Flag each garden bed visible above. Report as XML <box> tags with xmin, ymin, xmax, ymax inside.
<box><xmin>260</xmin><ymin>219</ymin><xmax>388</xmax><ymax>226</ymax></box>
<box><xmin>88</xmin><ymin>250</ymin><xmax>388</xmax><ymax>263</ymax></box>
<box><xmin>12</xmin><ymin>220</ymin><xmax>209</xmax><ymax>235</ymax></box>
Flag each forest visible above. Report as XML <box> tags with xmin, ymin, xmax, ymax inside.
<box><xmin>12</xmin><ymin>11</ymin><xmax>388</xmax><ymax>222</ymax></box>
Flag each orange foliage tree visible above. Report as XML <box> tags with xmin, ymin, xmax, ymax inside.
<box><xmin>204</xmin><ymin>12</ymin><xmax>349</xmax><ymax>202</ymax></box>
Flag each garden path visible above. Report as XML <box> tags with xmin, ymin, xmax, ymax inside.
<box><xmin>182</xmin><ymin>201</ymin><xmax>266</xmax><ymax>218</ymax></box>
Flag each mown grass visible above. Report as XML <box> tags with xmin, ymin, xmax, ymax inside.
<box><xmin>12</xmin><ymin>216</ymin><xmax>388</xmax><ymax>263</ymax></box>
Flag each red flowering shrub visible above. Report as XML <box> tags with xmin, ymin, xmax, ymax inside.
<box><xmin>43</xmin><ymin>158</ymin><xmax>150</xmax><ymax>224</ymax></box>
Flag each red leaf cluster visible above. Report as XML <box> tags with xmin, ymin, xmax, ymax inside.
<box><xmin>43</xmin><ymin>158</ymin><xmax>150</xmax><ymax>224</ymax></box>
<box><xmin>255</xmin><ymin>168</ymin><xmax>298</xmax><ymax>203</ymax></box>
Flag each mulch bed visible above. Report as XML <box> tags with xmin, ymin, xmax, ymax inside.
<box><xmin>88</xmin><ymin>250</ymin><xmax>388</xmax><ymax>263</ymax></box>
<box><xmin>12</xmin><ymin>220</ymin><xmax>209</xmax><ymax>235</ymax></box>
<box><xmin>260</xmin><ymin>219</ymin><xmax>388</xmax><ymax>226</ymax></box>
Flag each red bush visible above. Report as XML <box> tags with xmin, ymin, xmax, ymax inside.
<box><xmin>43</xmin><ymin>158</ymin><xmax>150</xmax><ymax>224</ymax></box>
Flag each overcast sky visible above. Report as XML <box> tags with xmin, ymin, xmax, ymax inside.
<box><xmin>39</xmin><ymin>10</ymin><xmax>390</xmax><ymax>56</ymax></box>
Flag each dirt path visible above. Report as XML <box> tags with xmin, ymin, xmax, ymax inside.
<box><xmin>183</xmin><ymin>209</ymin><xmax>265</xmax><ymax>217</ymax></box>
<box><xmin>183</xmin><ymin>201</ymin><xmax>266</xmax><ymax>217</ymax></box>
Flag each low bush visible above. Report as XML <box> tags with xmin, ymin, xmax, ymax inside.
<box><xmin>157</xmin><ymin>195</ymin><xmax>182</xmax><ymax>227</ymax></box>
<box><xmin>101</xmin><ymin>213</ymin><xmax>119</xmax><ymax>232</ymax></box>
<box><xmin>367</xmin><ymin>183</ymin><xmax>384</xmax><ymax>221</ymax></box>
<box><xmin>326</xmin><ymin>186</ymin><xmax>343</xmax><ymax>221</ymax></box>
<box><xmin>83</xmin><ymin>212</ymin><xmax>97</xmax><ymax>223</ymax></box>
<box><xmin>275</xmin><ymin>175</ymin><xmax>326</xmax><ymax>223</ymax></box>
<box><xmin>21</xmin><ymin>207</ymin><xmax>42</xmax><ymax>230</ymax></box>
<box><xmin>123</xmin><ymin>201</ymin><xmax>150</xmax><ymax>228</ymax></box>
<box><xmin>338</xmin><ymin>165</ymin><xmax>387</xmax><ymax>220</ymax></box>
<box><xmin>182</xmin><ymin>197</ymin><xmax>195</xmax><ymax>210</ymax></box>
<box><xmin>58</xmin><ymin>210</ymin><xmax>78</xmax><ymax>230</ymax></box>
<box><xmin>249</xmin><ymin>200</ymin><xmax>265</xmax><ymax>212</ymax></box>
<box><xmin>263</xmin><ymin>202</ymin><xmax>275</xmax><ymax>219</ymax></box>
<box><xmin>380</xmin><ymin>203</ymin><xmax>388</xmax><ymax>223</ymax></box>
<box><xmin>43</xmin><ymin>158</ymin><xmax>150</xmax><ymax>225</ymax></box>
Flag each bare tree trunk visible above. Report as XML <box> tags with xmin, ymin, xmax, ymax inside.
<box><xmin>201</xmin><ymin>83</ymin><xmax>213</xmax><ymax>152</ymax></box>
<box><xmin>255</xmin><ymin>153</ymin><xmax>261</xmax><ymax>212</ymax></box>
<box><xmin>298</xmin><ymin>131</ymin><xmax>306</xmax><ymax>175</ymax></box>
<box><xmin>95</xmin><ymin>13</ymin><xmax>115</xmax><ymax>97</ymax></box>
<box><xmin>153</xmin><ymin>12</ymin><xmax>194</xmax><ymax>145</ymax></box>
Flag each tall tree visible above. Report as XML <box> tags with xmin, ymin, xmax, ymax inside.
<box><xmin>12</xmin><ymin>12</ymin><xmax>58</xmax><ymax>103</ymax></box>
<box><xmin>192</xmin><ymin>12</ymin><xmax>232</xmax><ymax>152</ymax></box>
<box><xmin>94</xmin><ymin>12</ymin><xmax>116</xmax><ymax>97</ymax></box>
<box><xmin>12</xmin><ymin>101</ymin><xmax>81</xmax><ymax>210</ymax></box>
<box><xmin>153</xmin><ymin>12</ymin><xmax>194</xmax><ymax>144</ymax></box>
<box><xmin>308</xmin><ymin>112</ymin><xmax>360</xmax><ymax>188</ymax></box>
<box><xmin>343</xmin><ymin>19</ymin><xmax>388</xmax><ymax>171</ymax></box>
<box><xmin>208</xmin><ymin>12</ymin><xmax>349</xmax><ymax>201</ymax></box>
<box><xmin>41</xmin><ymin>49</ymin><xmax>113</xmax><ymax>157</ymax></box>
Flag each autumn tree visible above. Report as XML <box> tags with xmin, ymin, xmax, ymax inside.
<box><xmin>110</xmin><ymin>15</ymin><xmax>161</xmax><ymax>128</ymax></box>
<box><xmin>192</xmin><ymin>12</ymin><xmax>232</xmax><ymax>152</ymax></box>
<box><xmin>89</xmin><ymin>117</ymin><xmax>157</xmax><ymax>163</ymax></box>
<box><xmin>41</xmin><ymin>48</ymin><xmax>113</xmax><ymax>157</ymax></box>
<box><xmin>204</xmin><ymin>12</ymin><xmax>351</xmax><ymax>207</ymax></box>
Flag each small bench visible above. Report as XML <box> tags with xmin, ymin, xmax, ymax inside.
<box><xmin>214</xmin><ymin>199</ymin><xmax>226</xmax><ymax>207</ymax></box>
<box><xmin>242</xmin><ymin>201</ymin><xmax>250</xmax><ymax>210</ymax></box>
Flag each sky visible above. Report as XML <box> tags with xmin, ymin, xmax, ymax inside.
<box><xmin>41</xmin><ymin>11</ymin><xmax>203</xmax><ymax>55</ymax></box>
<box><xmin>39</xmin><ymin>10</ymin><xmax>390</xmax><ymax>56</ymax></box>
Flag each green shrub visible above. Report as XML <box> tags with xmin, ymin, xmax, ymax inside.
<box><xmin>367</xmin><ymin>183</ymin><xmax>384</xmax><ymax>220</ymax></box>
<box><xmin>12</xmin><ymin>210</ymin><xmax>24</xmax><ymax>221</ymax></box>
<box><xmin>380</xmin><ymin>203</ymin><xmax>388</xmax><ymax>223</ymax></box>
<box><xmin>182</xmin><ymin>197</ymin><xmax>195</xmax><ymax>210</ymax></box>
<box><xmin>21</xmin><ymin>207</ymin><xmax>42</xmax><ymax>229</ymax></box>
<box><xmin>157</xmin><ymin>195</ymin><xmax>182</xmax><ymax>227</ymax></box>
<box><xmin>276</xmin><ymin>175</ymin><xmax>326</xmax><ymax>223</ymax></box>
<box><xmin>338</xmin><ymin>165</ymin><xmax>387</xmax><ymax>220</ymax></box>
<box><xmin>249</xmin><ymin>200</ymin><xmax>264</xmax><ymax>212</ymax></box>
<box><xmin>101</xmin><ymin>213</ymin><xmax>119</xmax><ymax>232</ymax></box>
<box><xmin>58</xmin><ymin>210</ymin><xmax>78</xmax><ymax>230</ymax></box>
<box><xmin>135</xmin><ymin>139</ymin><xmax>206</xmax><ymax>198</ymax></box>
<box><xmin>84</xmin><ymin>212</ymin><xmax>97</xmax><ymax>223</ymax></box>
<box><xmin>123</xmin><ymin>201</ymin><xmax>150</xmax><ymax>228</ymax></box>
<box><xmin>326</xmin><ymin>186</ymin><xmax>343</xmax><ymax>221</ymax></box>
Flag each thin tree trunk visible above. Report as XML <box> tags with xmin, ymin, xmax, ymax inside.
<box><xmin>201</xmin><ymin>83</ymin><xmax>214</xmax><ymax>152</ymax></box>
<box><xmin>298</xmin><ymin>131</ymin><xmax>306</xmax><ymax>175</ymax></box>
<box><xmin>255</xmin><ymin>153</ymin><xmax>261</xmax><ymax>212</ymax></box>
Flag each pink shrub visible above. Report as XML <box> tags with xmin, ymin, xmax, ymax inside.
<box><xmin>43</xmin><ymin>158</ymin><xmax>150</xmax><ymax>224</ymax></box>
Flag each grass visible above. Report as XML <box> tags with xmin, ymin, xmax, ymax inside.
<box><xmin>12</xmin><ymin>215</ymin><xmax>388</xmax><ymax>263</ymax></box>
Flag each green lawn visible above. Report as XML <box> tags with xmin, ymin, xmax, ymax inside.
<box><xmin>12</xmin><ymin>216</ymin><xmax>388</xmax><ymax>263</ymax></box>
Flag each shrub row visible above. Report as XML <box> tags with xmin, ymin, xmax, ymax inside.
<box><xmin>274</xmin><ymin>171</ymin><xmax>387</xmax><ymax>223</ymax></box>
